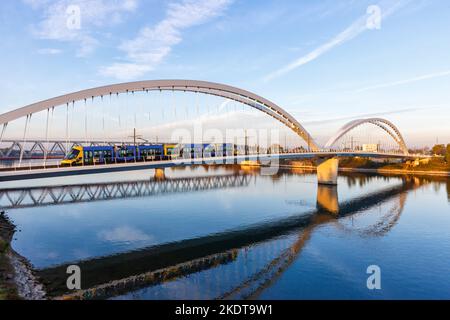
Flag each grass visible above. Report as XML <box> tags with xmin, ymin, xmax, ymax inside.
<box><xmin>0</xmin><ymin>250</ymin><xmax>19</xmax><ymax>300</ymax></box>
<box><xmin>0</xmin><ymin>215</ymin><xmax>20</xmax><ymax>300</ymax></box>
<box><xmin>0</xmin><ymin>238</ymin><xmax>9</xmax><ymax>254</ymax></box>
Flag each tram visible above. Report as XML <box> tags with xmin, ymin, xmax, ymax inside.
<box><xmin>60</xmin><ymin>144</ymin><xmax>178</xmax><ymax>166</ymax></box>
<box><xmin>60</xmin><ymin>143</ymin><xmax>236</xmax><ymax>166</ymax></box>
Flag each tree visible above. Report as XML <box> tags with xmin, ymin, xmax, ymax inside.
<box><xmin>446</xmin><ymin>144</ymin><xmax>450</xmax><ymax>164</ymax></box>
<box><xmin>431</xmin><ymin>144</ymin><xmax>446</xmax><ymax>156</ymax></box>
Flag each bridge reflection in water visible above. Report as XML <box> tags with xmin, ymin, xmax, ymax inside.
<box><xmin>0</xmin><ymin>174</ymin><xmax>250</xmax><ymax>209</ymax></box>
<box><xmin>4</xmin><ymin>171</ymin><xmax>429</xmax><ymax>300</ymax></box>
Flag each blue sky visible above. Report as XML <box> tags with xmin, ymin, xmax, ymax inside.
<box><xmin>0</xmin><ymin>0</ymin><xmax>449</xmax><ymax>147</ymax></box>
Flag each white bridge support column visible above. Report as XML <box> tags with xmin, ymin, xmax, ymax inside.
<box><xmin>316</xmin><ymin>157</ymin><xmax>339</xmax><ymax>185</ymax></box>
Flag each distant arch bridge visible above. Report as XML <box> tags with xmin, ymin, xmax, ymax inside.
<box><xmin>325</xmin><ymin>118</ymin><xmax>409</xmax><ymax>155</ymax></box>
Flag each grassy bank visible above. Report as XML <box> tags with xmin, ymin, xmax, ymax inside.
<box><xmin>283</xmin><ymin>157</ymin><xmax>450</xmax><ymax>177</ymax></box>
<box><xmin>0</xmin><ymin>213</ymin><xmax>19</xmax><ymax>300</ymax></box>
<box><xmin>339</xmin><ymin>157</ymin><xmax>450</xmax><ymax>173</ymax></box>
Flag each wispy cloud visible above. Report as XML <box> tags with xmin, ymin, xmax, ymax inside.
<box><xmin>98</xmin><ymin>226</ymin><xmax>153</xmax><ymax>243</ymax></box>
<box><xmin>37</xmin><ymin>48</ymin><xmax>63</xmax><ymax>55</ymax></box>
<box><xmin>302</xmin><ymin>105</ymin><xmax>444</xmax><ymax>126</ymax></box>
<box><xmin>288</xmin><ymin>68</ymin><xmax>450</xmax><ymax>104</ymax></box>
<box><xmin>264</xmin><ymin>0</ymin><xmax>410</xmax><ymax>82</ymax></box>
<box><xmin>100</xmin><ymin>0</ymin><xmax>232</xmax><ymax>80</ymax></box>
<box><xmin>355</xmin><ymin>70</ymin><xmax>450</xmax><ymax>92</ymax></box>
<box><xmin>25</xmin><ymin>0</ymin><xmax>139</xmax><ymax>57</ymax></box>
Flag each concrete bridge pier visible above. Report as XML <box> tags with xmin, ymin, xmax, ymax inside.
<box><xmin>316</xmin><ymin>157</ymin><xmax>339</xmax><ymax>185</ymax></box>
<box><xmin>154</xmin><ymin>168</ymin><xmax>166</xmax><ymax>180</ymax></box>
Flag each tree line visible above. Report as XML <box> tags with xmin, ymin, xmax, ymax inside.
<box><xmin>431</xmin><ymin>144</ymin><xmax>450</xmax><ymax>163</ymax></box>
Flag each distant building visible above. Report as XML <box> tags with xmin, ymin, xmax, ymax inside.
<box><xmin>362</xmin><ymin>144</ymin><xmax>378</xmax><ymax>152</ymax></box>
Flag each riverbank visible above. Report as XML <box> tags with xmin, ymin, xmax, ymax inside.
<box><xmin>0</xmin><ymin>212</ymin><xmax>46</xmax><ymax>300</ymax></box>
<box><xmin>277</xmin><ymin>157</ymin><xmax>450</xmax><ymax>177</ymax></box>
<box><xmin>278</xmin><ymin>164</ymin><xmax>450</xmax><ymax>177</ymax></box>
<box><xmin>0</xmin><ymin>212</ymin><xmax>19</xmax><ymax>299</ymax></box>
<box><xmin>339</xmin><ymin>167</ymin><xmax>450</xmax><ymax>177</ymax></box>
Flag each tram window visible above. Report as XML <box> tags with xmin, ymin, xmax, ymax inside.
<box><xmin>118</xmin><ymin>149</ymin><xmax>127</xmax><ymax>157</ymax></box>
<box><xmin>127</xmin><ymin>149</ymin><xmax>135</xmax><ymax>157</ymax></box>
<box><xmin>65</xmin><ymin>149</ymin><xmax>80</xmax><ymax>160</ymax></box>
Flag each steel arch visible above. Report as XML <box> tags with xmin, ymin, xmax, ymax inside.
<box><xmin>324</xmin><ymin>118</ymin><xmax>409</xmax><ymax>155</ymax></box>
<box><xmin>0</xmin><ymin>80</ymin><xmax>319</xmax><ymax>151</ymax></box>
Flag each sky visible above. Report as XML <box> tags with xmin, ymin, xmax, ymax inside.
<box><xmin>0</xmin><ymin>0</ymin><xmax>449</xmax><ymax>147</ymax></box>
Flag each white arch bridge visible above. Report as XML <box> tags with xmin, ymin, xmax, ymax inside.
<box><xmin>0</xmin><ymin>80</ymin><xmax>424</xmax><ymax>184</ymax></box>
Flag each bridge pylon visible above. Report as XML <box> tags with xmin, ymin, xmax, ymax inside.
<box><xmin>316</xmin><ymin>157</ymin><xmax>339</xmax><ymax>185</ymax></box>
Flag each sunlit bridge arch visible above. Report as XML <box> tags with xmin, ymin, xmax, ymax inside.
<box><xmin>0</xmin><ymin>80</ymin><xmax>319</xmax><ymax>151</ymax></box>
<box><xmin>324</xmin><ymin>118</ymin><xmax>409</xmax><ymax>155</ymax></box>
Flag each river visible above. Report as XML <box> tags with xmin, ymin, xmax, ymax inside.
<box><xmin>1</xmin><ymin>165</ymin><xmax>449</xmax><ymax>299</ymax></box>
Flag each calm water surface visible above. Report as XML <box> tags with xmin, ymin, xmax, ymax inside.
<box><xmin>1</xmin><ymin>166</ymin><xmax>449</xmax><ymax>299</ymax></box>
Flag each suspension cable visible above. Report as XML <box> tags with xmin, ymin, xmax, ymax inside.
<box><xmin>125</xmin><ymin>91</ymin><xmax>129</xmax><ymax>146</ymax></box>
<box><xmin>103</xmin><ymin>94</ymin><xmax>107</xmax><ymax>146</ymax></box>
<box><xmin>161</xmin><ymin>89</ymin><xmax>165</xmax><ymax>121</ymax></box>
<box><xmin>196</xmin><ymin>91</ymin><xmax>199</xmax><ymax>116</ymax></box>
<box><xmin>0</xmin><ymin>123</ymin><xmax>8</xmax><ymax>163</ymax></box>
<box><xmin>65</xmin><ymin>103</ymin><xmax>69</xmax><ymax>155</ymax></box>
<box><xmin>185</xmin><ymin>91</ymin><xmax>189</xmax><ymax>119</ymax></box>
<box><xmin>18</xmin><ymin>114</ymin><xmax>31</xmax><ymax>168</ymax></box>
<box><xmin>69</xmin><ymin>101</ymin><xmax>75</xmax><ymax>152</ymax></box>
<box><xmin>90</xmin><ymin>96</ymin><xmax>94</xmax><ymax>149</ymax></box>
<box><xmin>84</xmin><ymin>98</ymin><xmax>88</xmax><ymax>145</ymax></box>
<box><xmin>116</xmin><ymin>92</ymin><xmax>122</xmax><ymax>144</ymax></box>
<box><xmin>173</xmin><ymin>89</ymin><xmax>177</xmax><ymax>119</ymax></box>
<box><xmin>43</xmin><ymin>108</ymin><xmax>50</xmax><ymax>168</ymax></box>
<box><xmin>0</xmin><ymin>122</ymin><xmax>7</xmax><ymax>150</ymax></box>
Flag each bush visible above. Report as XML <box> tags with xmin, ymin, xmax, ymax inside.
<box><xmin>432</xmin><ymin>144</ymin><xmax>446</xmax><ymax>156</ymax></box>
<box><xmin>0</xmin><ymin>239</ymin><xmax>9</xmax><ymax>254</ymax></box>
<box><xmin>446</xmin><ymin>144</ymin><xmax>450</xmax><ymax>164</ymax></box>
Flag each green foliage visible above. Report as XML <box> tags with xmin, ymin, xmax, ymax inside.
<box><xmin>340</xmin><ymin>155</ymin><xmax>450</xmax><ymax>172</ymax></box>
<box><xmin>431</xmin><ymin>144</ymin><xmax>446</xmax><ymax>156</ymax></box>
<box><xmin>338</xmin><ymin>157</ymin><xmax>384</xmax><ymax>169</ymax></box>
<box><xmin>0</xmin><ymin>238</ymin><xmax>8</xmax><ymax>254</ymax></box>
<box><xmin>0</xmin><ymin>286</ymin><xmax>9</xmax><ymax>300</ymax></box>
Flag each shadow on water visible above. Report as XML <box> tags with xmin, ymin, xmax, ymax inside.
<box><xmin>23</xmin><ymin>173</ymin><xmax>434</xmax><ymax>300</ymax></box>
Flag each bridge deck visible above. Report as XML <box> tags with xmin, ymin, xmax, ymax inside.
<box><xmin>0</xmin><ymin>152</ymin><xmax>416</xmax><ymax>182</ymax></box>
